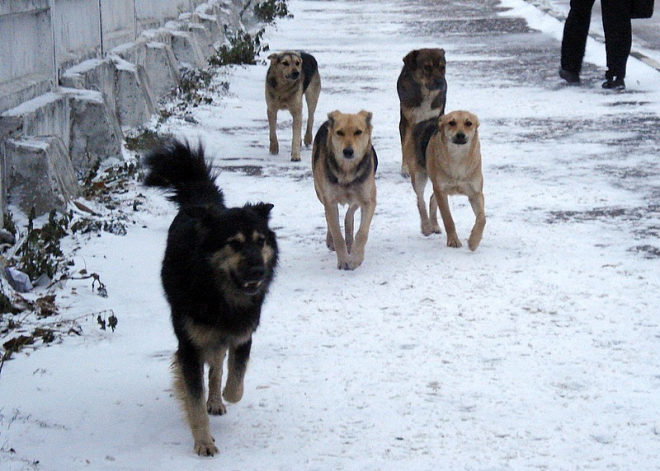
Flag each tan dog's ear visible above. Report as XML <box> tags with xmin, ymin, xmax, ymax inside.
<box><xmin>358</xmin><ymin>110</ymin><xmax>373</xmax><ymax>128</ymax></box>
<box><xmin>327</xmin><ymin>110</ymin><xmax>341</xmax><ymax>127</ymax></box>
<box><xmin>403</xmin><ymin>50</ymin><xmax>419</xmax><ymax>67</ymax></box>
<box><xmin>268</xmin><ymin>53</ymin><xmax>279</xmax><ymax>61</ymax></box>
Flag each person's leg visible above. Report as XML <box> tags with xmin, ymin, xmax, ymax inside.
<box><xmin>560</xmin><ymin>0</ymin><xmax>597</xmax><ymax>79</ymax></box>
<box><xmin>601</xmin><ymin>0</ymin><xmax>632</xmax><ymax>82</ymax></box>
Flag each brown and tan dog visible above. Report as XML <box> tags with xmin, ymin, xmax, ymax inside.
<box><xmin>266</xmin><ymin>51</ymin><xmax>321</xmax><ymax>161</ymax></box>
<box><xmin>312</xmin><ymin>110</ymin><xmax>378</xmax><ymax>270</ymax></box>
<box><xmin>411</xmin><ymin>110</ymin><xmax>485</xmax><ymax>250</ymax></box>
<box><xmin>397</xmin><ymin>48</ymin><xmax>447</xmax><ymax>176</ymax></box>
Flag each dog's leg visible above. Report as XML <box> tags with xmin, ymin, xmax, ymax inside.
<box><xmin>429</xmin><ymin>193</ymin><xmax>441</xmax><ymax>234</ymax></box>
<box><xmin>324</xmin><ymin>202</ymin><xmax>350</xmax><ymax>269</ymax></box>
<box><xmin>304</xmin><ymin>78</ymin><xmax>321</xmax><ymax>147</ymax></box>
<box><xmin>206</xmin><ymin>347</ymin><xmax>228</xmax><ymax>415</ymax></box>
<box><xmin>411</xmin><ymin>170</ymin><xmax>434</xmax><ymax>236</ymax></box>
<box><xmin>173</xmin><ymin>347</ymin><xmax>218</xmax><ymax>456</ymax></box>
<box><xmin>467</xmin><ymin>192</ymin><xmax>486</xmax><ymax>251</ymax></box>
<box><xmin>267</xmin><ymin>106</ymin><xmax>279</xmax><ymax>155</ymax></box>
<box><xmin>436</xmin><ymin>191</ymin><xmax>462</xmax><ymax>248</ymax></box>
<box><xmin>399</xmin><ymin>112</ymin><xmax>411</xmax><ymax>177</ymax></box>
<box><xmin>326</xmin><ymin>228</ymin><xmax>335</xmax><ymax>252</ymax></box>
<box><xmin>223</xmin><ymin>338</ymin><xmax>252</xmax><ymax>403</ymax></box>
<box><xmin>348</xmin><ymin>200</ymin><xmax>376</xmax><ymax>270</ymax></box>
<box><xmin>290</xmin><ymin>102</ymin><xmax>303</xmax><ymax>162</ymax></box>
<box><xmin>345</xmin><ymin>204</ymin><xmax>358</xmax><ymax>254</ymax></box>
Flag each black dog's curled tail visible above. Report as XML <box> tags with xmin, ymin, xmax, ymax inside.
<box><xmin>142</xmin><ymin>139</ymin><xmax>225</xmax><ymax>209</ymax></box>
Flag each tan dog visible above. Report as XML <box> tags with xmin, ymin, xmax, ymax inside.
<box><xmin>411</xmin><ymin>110</ymin><xmax>485</xmax><ymax>250</ymax></box>
<box><xmin>397</xmin><ymin>48</ymin><xmax>447</xmax><ymax>176</ymax></box>
<box><xmin>266</xmin><ymin>51</ymin><xmax>321</xmax><ymax>161</ymax></box>
<box><xmin>312</xmin><ymin>110</ymin><xmax>378</xmax><ymax>270</ymax></box>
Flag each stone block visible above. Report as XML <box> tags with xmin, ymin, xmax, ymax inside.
<box><xmin>5</xmin><ymin>136</ymin><xmax>79</xmax><ymax>216</ymax></box>
<box><xmin>143</xmin><ymin>41</ymin><xmax>181</xmax><ymax>99</ymax></box>
<box><xmin>61</xmin><ymin>58</ymin><xmax>120</xmax><ymax>127</ymax></box>
<box><xmin>187</xmin><ymin>22</ymin><xmax>214</xmax><ymax>58</ymax></box>
<box><xmin>170</xmin><ymin>30</ymin><xmax>206</xmax><ymax>68</ymax></box>
<box><xmin>111</xmin><ymin>56</ymin><xmax>157</xmax><ymax>129</ymax></box>
<box><xmin>62</xmin><ymin>88</ymin><xmax>123</xmax><ymax>175</ymax></box>
<box><xmin>1</xmin><ymin>93</ymin><xmax>70</xmax><ymax>148</ymax></box>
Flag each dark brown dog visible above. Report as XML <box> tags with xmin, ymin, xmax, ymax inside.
<box><xmin>397</xmin><ymin>48</ymin><xmax>447</xmax><ymax>176</ymax></box>
<box><xmin>266</xmin><ymin>51</ymin><xmax>321</xmax><ymax>161</ymax></box>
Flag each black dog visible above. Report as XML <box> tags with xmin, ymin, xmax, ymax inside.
<box><xmin>143</xmin><ymin>140</ymin><xmax>278</xmax><ymax>456</ymax></box>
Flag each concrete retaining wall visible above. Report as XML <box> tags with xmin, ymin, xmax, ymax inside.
<box><xmin>0</xmin><ymin>0</ymin><xmax>55</xmax><ymax>114</ymax></box>
<box><xmin>0</xmin><ymin>0</ymin><xmax>253</xmax><ymax>219</ymax></box>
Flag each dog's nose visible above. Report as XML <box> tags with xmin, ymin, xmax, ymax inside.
<box><xmin>453</xmin><ymin>132</ymin><xmax>468</xmax><ymax>145</ymax></box>
<box><xmin>290</xmin><ymin>71</ymin><xmax>300</xmax><ymax>79</ymax></box>
<box><xmin>343</xmin><ymin>147</ymin><xmax>354</xmax><ymax>158</ymax></box>
<box><xmin>246</xmin><ymin>265</ymin><xmax>265</xmax><ymax>281</ymax></box>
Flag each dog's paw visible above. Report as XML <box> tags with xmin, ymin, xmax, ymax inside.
<box><xmin>421</xmin><ymin>222</ymin><xmax>440</xmax><ymax>237</ymax></box>
<box><xmin>446</xmin><ymin>234</ymin><xmax>462</xmax><ymax>248</ymax></box>
<box><xmin>336</xmin><ymin>258</ymin><xmax>351</xmax><ymax>270</ymax></box>
<box><xmin>222</xmin><ymin>382</ymin><xmax>244</xmax><ymax>404</ymax></box>
<box><xmin>304</xmin><ymin>134</ymin><xmax>312</xmax><ymax>147</ymax></box>
<box><xmin>347</xmin><ymin>259</ymin><xmax>363</xmax><ymax>270</ymax></box>
<box><xmin>269</xmin><ymin>142</ymin><xmax>279</xmax><ymax>155</ymax></box>
<box><xmin>207</xmin><ymin>396</ymin><xmax>227</xmax><ymax>415</ymax></box>
<box><xmin>194</xmin><ymin>438</ymin><xmax>219</xmax><ymax>457</ymax></box>
<box><xmin>400</xmin><ymin>166</ymin><xmax>410</xmax><ymax>178</ymax></box>
<box><xmin>468</xmin><ymin>235</ymin><xmax>481</xmax><ymax>252</ymax></box>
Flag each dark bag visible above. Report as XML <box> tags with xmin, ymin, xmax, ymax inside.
<box><xmin>631</xmin><ymin>0</ymin><xmax>654</xmax><ymax>18</ymax></box>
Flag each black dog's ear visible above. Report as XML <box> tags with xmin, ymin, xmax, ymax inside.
<box><xmin>403</xmin><ymin>50</ymin><xmax>419</xmax><ymax>68</ymax></box>
<box><xmin>249</xmin><ymin>203</ymin><xmax>274</xmax><ymax>220</ymax></box>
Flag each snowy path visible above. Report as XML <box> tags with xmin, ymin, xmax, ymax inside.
<box><xmin>2</xmin><ymin>0</ymin><xmax>660</xmax><ymax>469</ymax></box>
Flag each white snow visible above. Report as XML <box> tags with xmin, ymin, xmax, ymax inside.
<box><xmin>1</xmin><ymin>0</ymin><xmax>659</xmax><ymax>469</ymax></box>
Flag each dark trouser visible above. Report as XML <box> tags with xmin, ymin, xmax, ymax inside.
<box><xmin>561</xmin><ymin>0</ymin><xmax>632</xmax><ymax>79</ymax></box>
<box><xmin>561</xmin><ymin>0</ymin><xmax>596</xmax><ymax>75</ymax></box>
<box><xmin>601</xmin><ymin>0</ymin><xmax>632</xmax><ymax>79</ymax></box>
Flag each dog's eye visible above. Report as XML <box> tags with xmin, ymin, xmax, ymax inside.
<box><xmin>354</xmin><ymin>130</ymin><xmax>363</xmax><ymax>136</ymax></box>
<box><xmin>254</xmin><ymin>235</ymin><xmax>266</xmax><ymax>247</ymax></box>
<box><xmin>448</xmin><ymin>120</ymin><xmax>457</xmax><ymax>127</ymax></box>
<box><xmin>282</xmin><ymin>61</ymin><xmax>289</xmax><ymax>66</ymax></box>
<box><xmin>295</xmin><ymin>61</ymin><xmax>301</xmax><ymax>66</ymax></box>
<box><xmin>465</xmin><ymin>121</ymin><xmax>472</xmax><ymax>127</ymax></box>
<box><xmin>336</xmin><ymin>131</ymin><xmax>345</xmax><ymax>137</ymax></box>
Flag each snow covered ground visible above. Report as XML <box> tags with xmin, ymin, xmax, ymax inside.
<box><xmin>1</xmin><ymin>0</ymin><xmax>660</xmax><ymax>469</ymax></box>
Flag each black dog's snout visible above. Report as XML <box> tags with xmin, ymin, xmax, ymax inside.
<box><xmin>343</xmin><ymin>147</ymin><xmax>354</xmax><ymax>158</ymax></box>
<box><xmin>290</xmin><ymin>71</ymin><xmax>300</xmax><ymax>80</ymax></box>
<box><xmin>246</xmin><ymin>266</ymin><xmax>265</xmax><ymax>280</ymax></box>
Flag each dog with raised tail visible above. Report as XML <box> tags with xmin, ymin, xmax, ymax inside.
<box><xmin>143</xmin><ymin>139</ymin><xmax>278</xmax><ymax>456</ymax></box>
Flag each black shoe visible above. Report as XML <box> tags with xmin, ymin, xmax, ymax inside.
<box><xmin>602</xmin><ymin>78</ymin><xmax>625</xmax><ymax>90</ymax></box>
<box><xmin>559</xmin><ymin>68</ymin><xmax>580</xmax><ymax>84</ymax></box>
